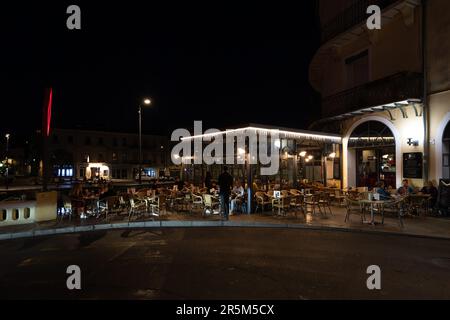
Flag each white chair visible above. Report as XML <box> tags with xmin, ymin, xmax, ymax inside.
<box><xmin>128</xmin><ymin>198</ymin><xmax>147</xmax><ymax>221</ymax></box>
<box><xmin>203</xmin><ymin>194</ymin><xmax>220</xmax><ymax>216</ymax></box>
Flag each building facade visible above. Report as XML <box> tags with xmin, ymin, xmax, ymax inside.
<box><xmin>48</xmin><ymin>129</ymin><xmax>169</xmax><ymax>181</ymax></box>
<box><xmin>310</xmin><ymin>0</ymin><xmax>450</xmax><ymax>189</ymax></box>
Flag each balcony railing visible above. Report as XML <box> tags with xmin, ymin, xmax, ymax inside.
<box><xmin>321</xmin><ymin>72</ymin><xmax>423</xmax><ymax>118</ymax></box>
<box><xmin>321</xmin><ymin>0</ymin><xmax>399</xmax><ymax>44</ymax></box>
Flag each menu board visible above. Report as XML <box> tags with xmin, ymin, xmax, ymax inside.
<box><xmin>403</xmin><ymin>152</ymin><xmax>423</xmax><ymax>179</ymax></box>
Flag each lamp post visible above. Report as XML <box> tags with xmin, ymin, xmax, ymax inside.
<box><xmin>5</xmin><ymin>133</ymin><xmax>10</xmax><ymax>190</ymax></box>
<box><xmin>138</xmin><ymin>98</ymin><xmax>152</xmax><ymax>185</ymax></box>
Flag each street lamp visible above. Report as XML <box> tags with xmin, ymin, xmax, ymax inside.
<box><xmin>138</xmin><ymin>98</ymin><xmax>152</xmax><ymax>185</ymax></box>
<box><xmin>5</xmin><ymin>133</ymin><xmax>10</xmax><ymax>190</ymax></box>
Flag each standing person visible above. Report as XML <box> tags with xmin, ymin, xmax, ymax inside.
<box><xmin>218</xmin><ymin>166</ymin><xmax>233</xmax><ymax>220</ymax></box>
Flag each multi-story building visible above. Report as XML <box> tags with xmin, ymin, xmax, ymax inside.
<box><xmin>48</xmin><ymin>128</ymin><xmax>169</xmax><ymax>181</ymax></box>
<box><xmin>309</xmin><ymin>0</ymin><xmax>450</xmax><ymax>189</ymax></box>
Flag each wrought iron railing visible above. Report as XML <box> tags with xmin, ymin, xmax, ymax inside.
<box><xmin>321</xmin><ymin>72</ymin><xmax>423</xmax><ymax>117</ymax></box>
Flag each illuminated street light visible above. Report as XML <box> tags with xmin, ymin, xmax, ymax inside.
<box><xmin>4</xmin><ymin>133</ymin><xmax>10</xmax><ymax>190</ymax></box>
<box><xmin>308</xmin><ymin>155</ymin><xmax>314</xmax><ymax>160</ymax></box>
<box><xmin>299</xmin><ymin>151</ymin><xmax>307</xmax><ymax>157</ymax></box>
<box><xmin>138</xmin><ymin>98</ymin><xmax>153</xmax><ymax>184</ymax></box>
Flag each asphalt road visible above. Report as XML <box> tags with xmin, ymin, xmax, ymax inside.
<box><xmin>0</xmin><ymin>228</ymin><xmax>449</xmax><ymax>299</ymax></box>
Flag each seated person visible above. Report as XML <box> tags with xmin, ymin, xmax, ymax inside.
<box><xmin>209</xmin><ymin>182</ymin><xmax>218</xmax><ymax>195</ymax></box>
<box><xmin>375</xmin><ymin>181</ymin><xmax>391</xmax><ymax>200</ymax></box>
<box><xmin>397</xmin><ymin>179</ymin><xmax>414</xmax><ymax>196</ymax></box>
<box><xmin>230</xmin><ymin>182</ymin><xmax>245</xmax><ymax>214</ymax></box>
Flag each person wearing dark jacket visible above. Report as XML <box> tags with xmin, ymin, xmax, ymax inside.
<box><xmin>218</xmin><ymin>166</ymin><xmax>233</xmax><ymax>220</ymax></box>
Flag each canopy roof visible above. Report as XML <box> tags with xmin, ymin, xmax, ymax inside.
<box><xmin>181</xmin><ymin>123</ymin><xmax>342</xmax><ymax>144</ymax></box>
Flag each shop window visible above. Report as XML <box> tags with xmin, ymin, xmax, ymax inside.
<box><xmin>0</xmin><ymin>209</ymin><xmax>6</xmax><ymax>221</ymax></box>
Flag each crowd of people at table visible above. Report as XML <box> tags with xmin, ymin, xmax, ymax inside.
<box><xmin>373</xmin><ymin>179</ymin><xmax>438</xmax><ymax>207</ymax></box>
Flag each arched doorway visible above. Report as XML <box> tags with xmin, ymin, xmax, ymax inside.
<box><xmin>347</xmin><ymin>121</ymin><xmax>396</xmax><ymax>189</ymax></box>
<box><xmin>443</xmin><ymin>121</ymin><xmax>450</xmax><ymax>179</ymax></box>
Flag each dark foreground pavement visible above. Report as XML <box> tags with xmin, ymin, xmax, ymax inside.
<box><xmin>0</xmin><ymin>228</ymin><xmax>449</xmax><ymax>299</ymax></box>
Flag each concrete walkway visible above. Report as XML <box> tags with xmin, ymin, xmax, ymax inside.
<box><xmin>1</xmin><ymin>206</ymin><xmax>449</xmax><ymax>240</ymax></box>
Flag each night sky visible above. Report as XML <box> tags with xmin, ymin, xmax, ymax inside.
<box><xmin>1</xmin><ymin>2</ymin><xmax>320</xmax><ymax>142</ymax></box>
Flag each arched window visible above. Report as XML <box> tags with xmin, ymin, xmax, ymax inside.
<box><xmin>348</xmin><ymin>121</ymin><xmax>395</xmax><ymax>149</ymax></box>
<box><xmin>348</xmin><ymin>121</ymin><xmax>396</xmax><ymax>189</ymax></box>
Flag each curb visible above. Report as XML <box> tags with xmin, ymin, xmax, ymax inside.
<box><xmin>1</xmin><ymin>220</ymin><xmax>450</xmax><ymax>242</ymax></box>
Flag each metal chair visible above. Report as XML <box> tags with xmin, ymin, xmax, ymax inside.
<box><xmin>255</xmin><ymin>192</ymin><xmax>272</xmax><ymax>213</ymax></box>
<box><xmin>344</xmin><ymin>197</ymin><xmax>364</xmax><ymax>223</ymax></box>
<box><xmin>272</xmin><ymin>196</ymin><xmax>291</xmax><ymax>216</ymax></box>
<box><xmin>382</xmin><ymin>197</ymin><xmax>407</xmax><ymax>227</ymax></box>
<box><xmin>128</xmin><ymin>198</ymin><xmax>147</xmax><ymax>222</ymax></box>
<box><xmin>304</xmin><ymin>194</ymin><xmax>321</xmax><ymax>215</ymax></box>
<box><xmin>191</xmin><ymin>193</ymin><xmax>204</xmax><ymax>213</ymax></box>
<box><xmin>318</xmin><ymin>192</ymin><xmax>333</xmax><ymax>215</ymax></box>
<box><xmin>290</xmin><ymin>194</ymin><xmax>306</xmax><ymax>220</ymax></box>
<box><xmin>146</xmin><ymin>196</ymin><xmax>160</xmax><ymax>217</ymax></box>
<box><xmin>203</xmin><ymin>194</ymin><xmax>220</xmax><ymax>216</ymax></box>
<box><xmin>334</xmin><ymin>189</ymin><xmax>346</xmax><ymax>206</ymax></box>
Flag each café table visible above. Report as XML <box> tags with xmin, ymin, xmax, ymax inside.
<box><xmin>359</xmin><ymin>199</ymin><xmax>390</xmax><ymax>225</ymax></box>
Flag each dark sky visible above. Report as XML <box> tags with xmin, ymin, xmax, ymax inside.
<box><xmin>1</xmin><ymin>1</ymin><xmax>320</xmax><ymax>140</ymax></box>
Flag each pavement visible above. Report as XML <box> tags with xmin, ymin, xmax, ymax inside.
<box><xmin>1</xmin><ymin>205</ymin><xmax>450</xmax><ymax>240</ymax></box>
<box><xmin>1</xmin><ymin>227</ymin><xmax>450</xmax><ymax>299</ymax></box>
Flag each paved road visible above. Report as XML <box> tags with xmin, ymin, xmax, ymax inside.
<box><xmin>0</xmin><ymin>228</ymin><xmax>449</xmax><ymax>299</ymax></box>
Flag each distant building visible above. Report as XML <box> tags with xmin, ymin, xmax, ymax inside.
<box><xmin>47</xmin><ymin>128</ymin><xmax>169</xmax><ymax>181</ymax></box>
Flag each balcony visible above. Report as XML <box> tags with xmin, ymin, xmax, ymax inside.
<box><xmin>321</xmin><ymin>0</ymin><xmax>400</xmax><ymax>44</ymax></box>
<box><xmin>321</xmin><ymin>72</ymin><xmax>423</xmax><ymax>118</ymax></box>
